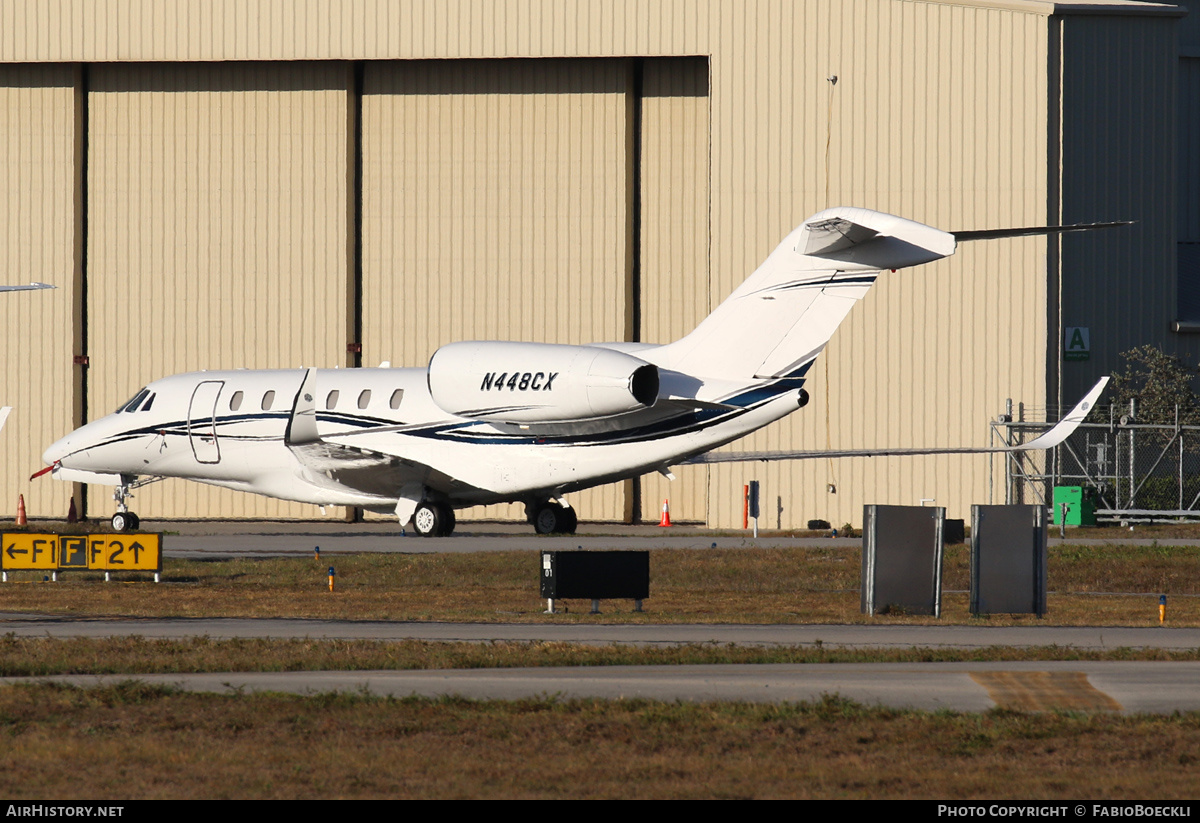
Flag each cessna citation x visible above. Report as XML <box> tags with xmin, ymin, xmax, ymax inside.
<box><xmin>38</xmin><ymin>207</ymin><xmax>1115</xmax><ymax>535</ymax></box>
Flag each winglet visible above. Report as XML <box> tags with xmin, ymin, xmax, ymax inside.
<box><xmin>285</xmin><ymin>369</ymin><xmax>321</xmax><ymax>446</ymax></box>
<box><xmin>1009</xmin><ymin>376</ymin><xmax>1109</xmax><ymax>452</ymax></box>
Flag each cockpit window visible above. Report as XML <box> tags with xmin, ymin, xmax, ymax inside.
<box><xmin>140</xmin><ymin>393</ymin><xmax>155</xmax><ymax>412</ymax></box>
<box><xmin>117</xmin><ymin>388</ymin><xmax>149</xmax><ymax>413</ymax></box>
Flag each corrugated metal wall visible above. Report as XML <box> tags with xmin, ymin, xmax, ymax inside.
<box><xmin>1183</xmin><ymin>55</ymin><xmax>1200</xmax><ymax>244</ymax></box>
<box><xmin>0</xmin><ymin>0</ymin><xmax>711</xmax><ymax>62</ymax></box>
<box><xmin>86</xmin><ymin>62</ymin><xmax>353</xmax><ymax>517</ymax></box>
<box><xmin>360</xmin><ymin>58</ymin><xmax>635</xmax><ymax>521</ymax></box>
<box><xmin>0</xmin><ymin>1</ymin><xmax>1183</xmax><ymax>527</ymax></box>
<box><xmin>638</xmin><ymin>57</ymin><xmax>710</xmax><ymax>523</ymax></box>
<box><xmin>1054</xmin><ymin>15</ymin><xmax>1186</xmax><ymax>403</ymax></box>
<box><xmin>703</xmin><ymin>0</ymin><xmax>1052</xmax><ymax>528</ymax></box>
<box><xmin>1181</xmin><ymin>8</ymin><xmax>1200</xmax><ymax>246</ymax></box>
<box><xmin>0</xmin><ymin>64</ymin><xmax>79</xmax><ymax>519</ymax></box>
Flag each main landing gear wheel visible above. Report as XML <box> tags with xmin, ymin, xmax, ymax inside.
<box><xmin>111</xmin><ymin>511</ymin><xmax>139</xmax><ymax>532</ymax></box>
<box><xmin>412</xmin><ymin>502</ymin><xmax>455</xmax><ymax>537</ymax></box>
<box><xmin>532</xmin><ymin>502</ymin><xmax>578</xmax><ymax>535</ymax></box>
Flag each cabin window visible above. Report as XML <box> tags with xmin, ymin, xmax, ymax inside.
<box><xmin>389</xmin><ymin>389</ymin><xmax>404</xmax><ymax>409</ymax></box>
<box><xmin>326</xmin><ymin>390</ymin><xmax>339</xmax><ymax>409</ymax></box>
<box><xmin>357</xmin><ymin>389</ymin><xmax>372</xmax><ymax>409</ymax></box>
<box><xmin>229</xmin><ymin>391</ymin><xmax>243</xmax><ymax>411</ymax></box>
<box><xmin>261</xmin><ymin>390</ymin><xmax>275</xmax><ymax>411</ymax></box>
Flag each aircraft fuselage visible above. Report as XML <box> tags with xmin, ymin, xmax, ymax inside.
<box><xmin>44</xmin><ymin>365</ymin><xmax>805</xmax><ymax>511</ymax></box>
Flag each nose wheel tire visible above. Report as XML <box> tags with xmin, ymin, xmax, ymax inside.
<box><xmin>411</xmin><ymin>502</ymin><xmax>455</xmax><ymax>537</ymax></box>
<box><xmin>533</xmin><ymin>503</ymin><xmax>578</xmax><ymax>535</ymax></box>
<box><xmin>111</xmin><ymin>511</ymin><xmax>139</xmax><ymax>532</ymax></box>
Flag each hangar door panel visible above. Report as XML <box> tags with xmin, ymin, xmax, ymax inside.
<box><xmin>362</xmin><ymin>59</ymin><xmax>633</xmax><ymax>522</ymax></box>
<box><xmin>0</xmin><ymin>66</ymin><xmax>79</xmax><ymax>520</ymax></box>
<box><xmin>87</xmin><ymin>63</ymin><xmax>352</xmax><ymax>519</ymax></box>
<box><xmin>637</xmin><ymin>58</ymin><xmax>711</xmax><ymax>525</ymax></box>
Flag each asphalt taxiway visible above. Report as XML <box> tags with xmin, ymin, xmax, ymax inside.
<box><xmin>5</xmin><ymin>662</ymin><xmax>1197</xmax><ymax>713</ymax></box>
<box><xmin>109</xmin><ymin>519</ymin><xmax>1200</xmax><ymax>557</ymax></box>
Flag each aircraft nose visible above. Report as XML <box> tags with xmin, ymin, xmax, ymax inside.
<box><xmin>43</xmin><ymin>432</ymin><xmax>75</xmax><ymax>466</ymax></box>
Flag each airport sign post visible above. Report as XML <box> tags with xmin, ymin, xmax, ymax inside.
<box><xmin>1</xmin><ymin>532</ymin><xmax>163</xmax><ymax>582</ymax></box>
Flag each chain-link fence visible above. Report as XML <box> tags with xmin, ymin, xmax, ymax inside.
<box><xmin>997</xmin><ymin>402</ymin><xmax>1200</xmax><ymax>521</ymax></box>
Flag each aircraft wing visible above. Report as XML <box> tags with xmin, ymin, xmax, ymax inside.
<box><xmin>0</xmin><ymin>282</ymin><xmax>55</xmax><ymax>292</ymax></box>
<box><xmin>283</xmin><ymin>369</ymin><xmax>457</xmax><ymax>501</ymax></box>
<box><xmin>286</xmin><ymin>437</ymin><xmax>449</xmax><ymax>500</ymax></box>
<box><xmin>687</xmin><ymin>377</ymin><xmax>1108</xmax><ymax>464</ymax></box>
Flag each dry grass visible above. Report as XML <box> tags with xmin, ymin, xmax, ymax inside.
<box><xmin>1</xmin><ymin>682</ymin><xmax>1197</xmax><ymax>799</ymax></box>
<box><xmin>1</xmin><ymin>543</ymin><xmax>1197</xmax><ymax>625</ymax></box>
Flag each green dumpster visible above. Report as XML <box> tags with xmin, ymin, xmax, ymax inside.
<box><xmin>1052</xmin><ymin>485</ymin><xmax>1097</xmax><ymax>526</ymax></box>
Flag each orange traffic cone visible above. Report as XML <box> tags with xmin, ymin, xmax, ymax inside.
<box><xmin>16</xmin><ymin>494</ymin><xmax>27</xmax><ymax>526</ymax></box>
<box><xmin>658</xmin><ymin>498</ymin><xmax>672</xmax><ymax>527</ymax></box>
<box><xmin>67</xmin><ymin>497</ymin><xmax>78</xmax><ymax>523</ymax></box>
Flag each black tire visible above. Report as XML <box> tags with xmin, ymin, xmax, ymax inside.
<box><xmin>412</xmin><ymin>502</ymin><xmax>443</xmax><ymax>537</ymax></box>
<box><xmin>127</xmin><ymin>512</ymin><xmax>141</xmax><ymax>531</ymax></box>
<box><xmin>111</xmin><ymin>512</ymin><xmax>132</xmax><ymax>532</ymax></box>
<box><xmin>533</xmin><ymin>503</ymin><xmax>576</xmax><ymax>535</ymax></box>
<box><xmin>559</xmin><ymin>506</ymin><xmax>577</xmax><ymax>535</ymax></box>
<box><xmin>439</xmin><ymin>505</ymin><xmax>456</xmax><ymax>537</ymax></box>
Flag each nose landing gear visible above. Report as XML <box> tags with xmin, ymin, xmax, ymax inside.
<box><xmin>111</xmin><ymin>510</ymin><xmax>140</xmax><ymax>532</ymax></box>
<box><xmin>110</xmin><ymin>479</ymin><xmax>140</xmax><ymax>532</ymax></box>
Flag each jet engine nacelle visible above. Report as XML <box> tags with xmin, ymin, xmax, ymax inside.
<box><xmin>428</xmin><ymin>341</ymin><xmax>660</xmax><ymax>423</ymax></box>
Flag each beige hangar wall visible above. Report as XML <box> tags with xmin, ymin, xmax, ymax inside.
<box><xmin>0</xmin><ymin>64</ymin><xmax>80</xmax><ymax>521</ymax></box>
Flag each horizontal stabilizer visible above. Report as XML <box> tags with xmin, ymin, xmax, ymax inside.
<box><xmin>687</xmin><ymin>377</ymin><xmax>1109</xmax><ymax>464</ymax></box>
<box><xmin>799</xmin><ymin>207</ymin><xmax>957</xmax><ymax>269</ymax></box>
<box><xmin>953</xmin><ymin>222</ymin><xmax>1131</xmax><ymax>242</ymax></box>
<box><xmin>802</xmin><ymin>217</ymin><xmax>879</xmax><ymax>255</ymax></box>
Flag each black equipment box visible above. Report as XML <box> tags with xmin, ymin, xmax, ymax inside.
<box><xmin>540</xmin><ymin>550</ymin><xmax>649</xmax><ymax>600</ymax></box>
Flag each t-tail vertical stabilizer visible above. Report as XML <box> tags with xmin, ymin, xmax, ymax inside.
<box><xmin>657</xmin><ymin>207</ymin><xmax>957</xmax><ymax>381</ymax></box>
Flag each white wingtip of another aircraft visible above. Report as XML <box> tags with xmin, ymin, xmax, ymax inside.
<box><xmin>1012</xmin><ymin>376</ymin><xmax>1110</xmax><ymax>451</ymax></box>
<box><xmin>0</xmin><ymin>282</ymin><xmax>55</xmax><ymax>292</ymax></box>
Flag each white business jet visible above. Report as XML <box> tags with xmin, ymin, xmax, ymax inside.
<box><xmin>37</xmin><ymin>208</ymin><xmax>1116</xmax><ymax>535</ymax></box>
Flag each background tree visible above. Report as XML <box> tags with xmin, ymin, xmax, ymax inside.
<box><xmin>1109</xmin><ymin>345</ymin><xmax>1200</xmax><ymax>425</ymax></box>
